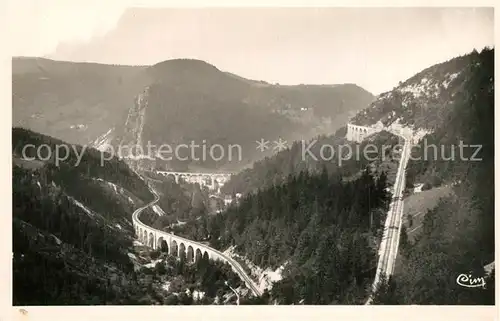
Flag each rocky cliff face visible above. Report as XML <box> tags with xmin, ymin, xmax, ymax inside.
<box><xmin>350</xmin><ymin>51</ymin><xmax>482</xmax><ymax>134</ymax></box>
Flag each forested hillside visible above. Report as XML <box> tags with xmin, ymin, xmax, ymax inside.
<box><xmin>13</xmin><ymin>167</ymin><xmax>140</xmax><ymax>304</ymax></box>
<box><xmin>188</xmin><ymin>48</ymin><xmax>495</xmax><ymax>305</ymax></box>
<box><xmin>222</xmin><ymin>128</ymin><xmax>400</xmax><ymax>195</ymax></box>
<box><xmin>12</xmin><ymin>128</ymin><xmax>248</xmax><ymax>305</ymax></box>
<box><xmin>170</xmin><ymin>166</ymin><xmax>391</xmax><ymax>304</ymax></box>
<box><xmin>405</xmin><ymin>48</ymin><xmax>494</xmax><ymax>189</ymax></box>
<box><xmin>374</xmin><ymin>48</ymin><xmax>494</xmax><ymax>304</ymax></box>
<box><xmin>12</xmin><ymin>128</ymin><xmax>153</xmax><ymax>304</ymax></box>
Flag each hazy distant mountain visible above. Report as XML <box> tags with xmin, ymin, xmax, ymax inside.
<box><xmin>13</xmin><ymin>57</ymin><xmax>374</xmax><ymax>171</ymax></box>
<box><xmin>12</xmin><ymin>57</ymin><xmax>148</xmax><ymax>145</ymax></box>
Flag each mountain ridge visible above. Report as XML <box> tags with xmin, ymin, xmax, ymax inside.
<box><xmin>13</xmin><ymin>56</ymin><xmax>374</xmax><ymax>171</ymax></box>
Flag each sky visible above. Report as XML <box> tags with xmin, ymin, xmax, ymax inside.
<box><xmin>7</xmin><ymin>3</ymin><xmax>494</xmax><ymax>94</ymax></box>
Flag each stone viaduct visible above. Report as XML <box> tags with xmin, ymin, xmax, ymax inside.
<box><xmin>346</xmin><ymin>121</ymin><xmax>418</xmax><ymax>143</ymax></box>
<box><xmin>132</xmin><ymin>188</ymin><xmax>261</xmax><ymax>296</ymax></box>
<box><xmin>154</xmin><ymin>171</ymin><xmax>232</xmax><ymax>192</ymax></box>
<box><xmin>345</xmin><ymin>123</ymin><xmax>383</xmax><ymax>143</ymax></box>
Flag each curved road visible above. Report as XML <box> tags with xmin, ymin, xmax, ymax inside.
<box><xmin>132</xmin><ymin>181</ymin><xmax>262</xmax><ymax>297</ymax></box>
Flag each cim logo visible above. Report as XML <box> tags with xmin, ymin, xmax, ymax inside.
<box><xmin>456</xmin><ymin>273</ymin><xmax>487</xmax><ymax>289</ymax></box>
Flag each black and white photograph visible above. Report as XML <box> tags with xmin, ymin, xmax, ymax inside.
<box><xmin>8</xmin><ymin>3</ymin><xmax>495</xmax><ymax>314</ymax></box>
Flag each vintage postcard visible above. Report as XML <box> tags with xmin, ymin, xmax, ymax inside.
<box><xmin>6</xmin><ymin>2</ymin><xmax>497</xmax><ymax>321</ymax></box>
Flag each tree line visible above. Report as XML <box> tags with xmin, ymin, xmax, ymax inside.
<box><xmin>173</xmin><ymin>167</ymin><xmax>391</xmax><ymax>304</ymax></box>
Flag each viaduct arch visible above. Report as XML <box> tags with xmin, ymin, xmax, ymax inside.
<box><xmin>346</xmin><ymin>122</ymin><xmax>416</xmax><ymax>144</ymax></box>
<box><xmin>346</xmin><ymin>123</ymin><xmax>381</xmax><ymax>143</ymax></box>
<box><xmin>134</xmin><ymin>221</ymin><xmax>220</xmax><ymax>263</ymax></box>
